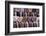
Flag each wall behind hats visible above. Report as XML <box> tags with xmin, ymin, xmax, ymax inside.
<box><xmin>0</xmin><ymin>0</ymin><xmax>46</xmax><ymax>36</ymax></box>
